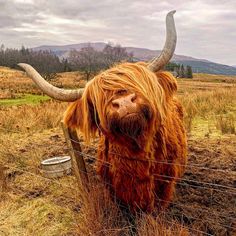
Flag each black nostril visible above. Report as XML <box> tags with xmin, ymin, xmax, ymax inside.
<box><xmin>130</xmin><ymin>93</ymin><xmax>136</xmax><ymax>102</ymax></box>
<box><xmin>112</xmin><ymin>101</ymin><xmax>120</xmax><ymax>109</ymax></box>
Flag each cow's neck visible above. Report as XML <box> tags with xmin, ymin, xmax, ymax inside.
<box><xmin>107</xmin><ymin>131</ymin><xmax>156</xmax><ymax>161</ymax></box>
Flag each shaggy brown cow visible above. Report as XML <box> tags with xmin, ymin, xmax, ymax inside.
<box><xmin>18</xmin><ymin>11</ymin><xmax>187</xmax><ymax>213</ymax></box>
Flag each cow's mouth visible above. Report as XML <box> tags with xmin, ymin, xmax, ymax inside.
<box><xmin>108</xmin><ymin>105</ymin><xmax>152</xmax><ymax>139</ymax></box>
<box><xmin>121</xmin><ymin>112</ymin><xmax>139</xmax><ymax>119</ymax></box>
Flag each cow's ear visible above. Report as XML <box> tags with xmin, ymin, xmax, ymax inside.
<box><xmin>63</xmin><ymin>99</ymin><xmax>98</xmax><ymax>142</ymax></box>
<box><xmin>63</xmin><ymin>99</ymin><xmax>84</xmax><ymax>129</ymax></box>
<box><xmin>155</xmin><ymin>71</ymin><xmax>177</xmax><ymax>100</ymax></box>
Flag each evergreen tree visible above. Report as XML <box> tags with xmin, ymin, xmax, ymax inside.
<box><xmin>62</xmin><ymin>58</ymin><xmax>72</xmax><ymax>72</ymax></box>
<box><xmin>0</xmin><ymin>46</ymin><xmax>67</xmax><ymax>78</ymax></box>
<box><xmin>186</xmin><ymin>65</ymin><xmax>193</xmax><ymax>78</ymax></box>
<box><xmin>179</xmin><ymin>64</ymin><xmax>185</xmax><ymax>78</ymax></box>
<box><xmin>165</xmin><ymin>62</ymin><xmax>179</xmax><ymax>72</ymax></box>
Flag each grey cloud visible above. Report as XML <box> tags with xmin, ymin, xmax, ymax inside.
<box><xmin>0</xmin><ymin>0</ymin><xmax>235</xmax><ymax>65</ymax></box>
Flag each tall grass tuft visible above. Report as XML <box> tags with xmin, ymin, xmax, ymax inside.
<box><xmin>215</xmin><ymin>113</ymin><xmax>235</xmax><ymax>134</ymax></box>
<box><xmin>75</xmin><ymin>181</ymin><xmax>189</xmax><ymax>236</ymax></box>
<box><xmin>76</xmin><ymin>182</ymin><xmax>130</xmax><ymax>236</ymax></box>
<box><xmin>136</xmin><ymin>214</ymin><xmax>189</xmax><ymax>236</ymax></box>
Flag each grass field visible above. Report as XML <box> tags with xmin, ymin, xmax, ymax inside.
<box><xmin>0</xmin><ymin>67</ymin><xmax>235</xmax><ymax>236</ymax></box>
<box><xmin>0</xmin><ymin>94</ymin><xmax>51</xmax><ymax>106</ymax></box>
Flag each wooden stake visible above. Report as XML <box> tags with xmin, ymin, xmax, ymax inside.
<box><xmin>61</xmin><ymin>122</ymin><xmax>89</xmax><ymax>188</ymax></box>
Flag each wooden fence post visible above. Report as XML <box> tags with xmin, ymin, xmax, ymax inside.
<box><xmin>61</xmin><ymin>122</ymin><xmax>89</xmax><ymax>188</ymax></box>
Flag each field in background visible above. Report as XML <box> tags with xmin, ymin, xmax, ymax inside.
<box><xmin>0</xmin><ymin>67</ymin><xmax>235</xmax><ymax>236</ymax></box>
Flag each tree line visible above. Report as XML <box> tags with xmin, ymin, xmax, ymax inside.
<box><xmin>0</xmin><ymin>44</ymin><xmax>65</xmax><ymax>79</ymax></box>
<box><xmin>0</xmin><ymin>43</ymin><xmax>193</xmax><ymax>80</ymax></box>
<box><xmin>0</xmin><ymin>44</ymin><xmax>134</xmax><ymax>81</ymax></box>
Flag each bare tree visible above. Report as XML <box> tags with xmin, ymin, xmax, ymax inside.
<box><xmin>68</xmin><ymin>46</ymin><xmax>104</xmax><ymax>81</ymax></box>
<box><xmin>102</xmin><ymin>43</ymin><xmax>133</xmax><ymax>68</ymax></box>
<box><xmin>68</xmin><ymin>44</ymin><xmax>133</xmax><ymax>81</ymax></box>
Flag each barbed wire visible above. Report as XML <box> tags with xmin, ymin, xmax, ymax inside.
<box><xmin>65</xmin><ymin>147</ymin><xmax>236</xmax><ymax>194</ymax></box>
<box><xmin>4</xmin><ymin>163</ymin><xmax>236</xmax><ymax>217</ymax></box>
<box><xmin>70</xmin><ymin>137</ymin><xmax>236</xmax><ymax>174</ymax></box>
<box><xmin>1</xmin><ymin>126</ymin><xmax>235</xmax><ymax>194</ymax></box>
<box><xmin>1</xmin><ymin>125</ymin><xmax>234</xmax><ymax>175</ymax></box>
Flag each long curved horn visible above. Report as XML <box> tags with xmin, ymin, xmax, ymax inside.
<box><xmin>18</xmin><ymin>63</ymin><xmax>84</xmax><ymax>102</ymax></box>
<box><xmin>147</xmin><ymin>10</ymin><xmax>177</xmax><ymax>72</ymax></box>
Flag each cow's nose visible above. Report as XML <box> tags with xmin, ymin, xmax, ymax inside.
<box><xmin>112</xmin><ymin>93</ymin><xmax>137</xmax><ymax>116</ymax></box>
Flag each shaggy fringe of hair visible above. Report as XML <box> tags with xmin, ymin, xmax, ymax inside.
<box><xmin>65</xmin><ymin>62</ymin><xmax>176</xmax><ymax>143</ymax></box>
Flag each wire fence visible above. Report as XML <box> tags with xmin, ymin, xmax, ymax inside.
<box><xmin>1</xmin><ymin>126</ymin><xmax>235</xmax><ymax>191</ymax></box>
<box><xmin>65</xmin><ymin>140</ymin><xmax>236</xmax><ymax>190</ymax></box>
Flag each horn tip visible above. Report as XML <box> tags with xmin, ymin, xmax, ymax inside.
<box><xmin>168</xmin><ymin>10</ymin><xmax>176</xmax><ymax>16</ymax></box>
<box><xmin>18</xmin><ymin>63</ymin><xmax>33</xmax><ymax>72</ymax></box>
<box><xmin>18</xmin><ymin>63</ymin><xmax>28</xmax><ymax>69</ymax></box>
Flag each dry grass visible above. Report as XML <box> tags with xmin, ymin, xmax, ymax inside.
<box><xmin>136</xmin><ymin>214</ymin><xmax>189</xmax><ymax>236</ymax></box>
<box><xmin>0</xmin><ymin>101</ymin><xmax>67</xmax><ymax>133</ymax></box>
<box><xmin>215</xmin><ymin>113</ymin><xmax>235</xmax><ymax>134</ymax></box>
<box><xmin>179</xmin><ymin>87</ymin><xmax>236</xmax><ymax>135</ymax></box>
<box><xmin>0</xmin><ymin>67</ymin><xmax>236</xmax><ymax>235</ymax></box>
<box><xmin>75</xmin><ymin>185</ymin><xmax>190</xmax><ymax>236</ymax></box>
<box><xmin>0</xmin><ymin>197</ymin><xmax>78</xmax><ymax>236</ymax></box>
<box><xmin>0</xmin><ymin>90</ymin><xmax>19</xmax><ymax>99</ymax></box>
<box><xmin>193</xmin><ymin>73</ymin><xmax>236</xmax><ymax>83</ymax></box>
<box><xmin>180</xmin><ymin>87</ymin><xmax>236</xmax><ymax>117</ymax></box>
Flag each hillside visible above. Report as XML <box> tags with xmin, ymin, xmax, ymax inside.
<box><xmin>33</xmin><ymin>42</ymin><xmax>236</xmax><ymax>75</ymax></box>
<box><xmin>176</xmin><ymin>60</ymin><xmax>236</xmax><ymax>75</ymax></box>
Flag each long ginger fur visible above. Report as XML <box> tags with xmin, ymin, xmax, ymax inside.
<box><xmin>64</xmin><ymin>62</ymin><xmax>187</xmax><ymax>213</ymax></box>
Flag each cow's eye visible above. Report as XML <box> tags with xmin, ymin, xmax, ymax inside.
<box><xmin>116</xmin><ymin>89</ymin><xmax>127</xmax><ymax>95</ymax></box>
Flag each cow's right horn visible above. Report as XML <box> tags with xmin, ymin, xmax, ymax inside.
<box><xmin>147</xmin><ymin>10</ymin><xmax>177</xmax><ymax>72</ymax></box>
<box><xmin>18</xmin><ymin>63</ymin><xmax>84</xmax><ymax>102</ymax></box>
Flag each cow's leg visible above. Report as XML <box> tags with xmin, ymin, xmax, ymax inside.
<box><xmin>155</xmin><ymin>180</ymin><xmax>176</xmax><ymax>210</ymax></box>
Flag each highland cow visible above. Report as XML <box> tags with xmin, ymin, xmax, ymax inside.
<box><xmin>18</xmin><ymin>11</ymin><xmax>187</xmax><ymax>213</ymax></box>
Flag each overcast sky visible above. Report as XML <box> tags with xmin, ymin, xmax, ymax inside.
<box><xmin>0</xmin><ymin>0</ymin><xmax>235</xmax><ymax>65</ymax></box>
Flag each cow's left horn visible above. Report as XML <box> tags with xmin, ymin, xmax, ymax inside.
<box><xmin>147</xmin><ymin>10</ymin><xmax>177</xmax><ymax>72</ymax></box>
<box><xmin>18</xmin><ymin>63</ymin><xmax>84</xmax><ymax>102</ymax></box>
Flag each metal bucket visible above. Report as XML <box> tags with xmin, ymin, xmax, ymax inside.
<box><xmin>41</xmin><ymin>156</ymin><xmax>72</xmax><ymax>178</ymax></box>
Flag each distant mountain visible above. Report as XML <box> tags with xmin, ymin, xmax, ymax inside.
<box><xmin>124</xmin><ymin>47</ymin><xmax>210</xmax><ymax>63</ymax></box>
<box><xmin>33</xmin><ymin>43</ymin><xmax>236</xmax><ymax>75</ymax></box>
<box><xmin>33</xmin><ymin>42</ymin><xmax>107</xmax><ymax>52</ymax></box>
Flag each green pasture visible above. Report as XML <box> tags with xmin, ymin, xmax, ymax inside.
<box><xmin>0</xmin><ymin>94</ymin><xmax>50</xmax><ymax>106</ymax></box>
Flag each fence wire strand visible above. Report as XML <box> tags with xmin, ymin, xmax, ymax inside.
<box><xmin>70</xmin><ymin>137</ymin><xmax>236</xmax><ymax>174</ymax></box>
